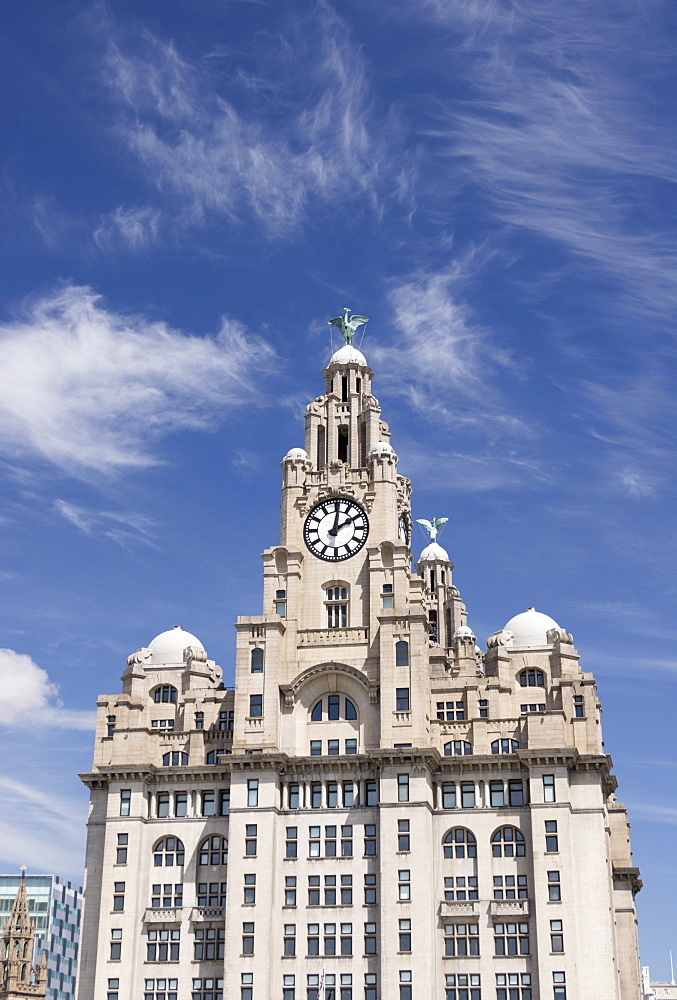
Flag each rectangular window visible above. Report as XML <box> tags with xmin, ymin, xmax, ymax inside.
<box><xmin>327</xmin><ymin>782</ymin><xmax>338</xmax><ymax>808</ymax></box>
<box><xmin>445</xmin><ymin>973</ymin><xmax>481</xmax><ymax>1000</ymax></box>
<box><xmin>494</xmin><ymin>921</ymin><xmax>529</xmax><ymax>956</ymax></box>
<box><xmin>150</xmin><ymin>883</ymin><xmax>182</xmax><ymax>908</ymax></box>
<box><xmin>365</xmin><ymin>780</ymin><xmax>378</xmax><ymax>806</ymax></box>
<box><xmin>496</xmin><ymin>973</ymin><xmax>531</xmax><ymax>1000</ymax></box>
<box><xmin>479</xmin><ymin>698</ymin><xmax>488</xmax><ymax>718</ymax></box>
<box><xmin>242</xmin><ymin>922</ymin><xmax>254</xmax><ymax>955</ymax></box>
<box><xmin>193</xmin><ymin>929</ymin><xmax>225</xmax><ymax>961</ymax></box>
<box><xmin>116</xmin><ymin>833</ymin><xmax>128</xmax><ymax>864</ymax></box>
<box><xmin>285</xmin><ymin>875</ymin><xmax>297</xmax><ymax>907</ymax></box>
<box><xmin>553</xmin><ymin>972</ymin><xmax>566</xmax><ymax>999</ymax></box>
<box><xmin>397</xmin><ymin>819</ymin><xmax>410</xmax><ymax>852</ymax></box>
<box><xmin>201</xmin><ymin>792</ymin><xmax>215</xmax><ymax>817</ymax></box>
<box><xmin>194</xmin><ymin>711</ymin><xmax>204</xmax><ymax>729</ymax></box>
<box><xmin>310</xmin><ymin>740</ymin><xmax>322</xmax><ymax>756</ymax></box>
<box><xmin>308</xmin><ymin>876</ymin><xmax>320</xmax><ymax>906</ymax></box>
<box><xmin>107</xmin><ymin>977</ymin><xmax>119</xmax><ymax>1000</ymax></box>
<box><xmin>245</xmin><ymin>824</ymin><xmax>257</xmax><ymax>856</ymax></box>
<box><xmin>328</xmin><ymin>739</ymin><xmax>339</xmax><ymax>756</ymax></box>
<box><xmin>241</xmin><ymin>972</ymin><xmax>253</xmax><ymax>1000</ymax></box>
<box><xmin>341</xmin><ymin>825</ymin><xmax>353</xmax><ymax>857</ymax></box>
<box><xmin>286</xmin><ymin>827</ymin><xmax>297</xmax><ymax>859</ymax></box>
<box><xmin>342</xmin><ymin>782</ymin><xmax>354</xmax><ymax>807</ymax></box>
<box><xmin>508</xmin><ymin>780</ymin><xmax>524</xmax><ymax>806</ymax></box>
<box><xmin>110</xmin><ymin>928</ymin><xmax>122</xmax><ymax>960</ymax></box>
<box><xmin>548</xmin><ymin>871</ymin><xmax>561</xmax><ymax>901</ymax></box>
<box><xmin>247</xmin><ymin>779</ymin><xmax>259</xmax><ymax>807</ymax></box>
<box><xmin>309</xmin><ymin>826</ymin><xmax>321</xmax><ymax>858</ymax></box>
<box><xmin>144</xmin><ymin>979</ymin><xmax>178</xmax><ymax>1000</ymax></box>
<box><xmin>311</xmin><ymin>783</ymin><xmax>322</xmax><ymax>808</ymax></box>
<box><xmin>441</xmin><ymin>784</ymin><xmax>456</xmax><ymax>809</ymax></box>
<box><xmin>398</xmin><ymin>774</ymin><xmax>410</xmax><ymax>802</ymax></box>
<box><xmin>396</xmin><ymin>688</ymin><xmax>410</xmax><ymax>711</ymax></box>
<box><xmin>398</xmin><ymin>918</ymin><xmax>411</xmax><ymax>952</ymax></box>
<box><xmin>345</xmin><ymin>738</ymin><xmax>357</xmax><ymax>755</ymax></box>
<box><xmin>365</xmin><ymin>974</ymin><xmax>377</xmax><ymax>1000</ymax></box>
<box><xmin>492</xmin><ymin>875</ymin><xmax>527</xmax><ymax>900</ymax></box>
<box><xmin>307</xmin><ymin>924</ymin><xmax>319</xmax><ymax>956</ymax></box>
<box><xmin>364</xmin><ymin>873</ymin><xmax>377</xmax><ymax>906</ymax></box>
<box><xmin>444</xmin><ymin>876</ymin><xmax>478</xmax><ymax>901</ymax></box>
<box><xmin>399</xmin><ymin>971</ymin><xmax>412</xmax><ymax>1000</ymax></box>
<box><xmin>289</xmin><ymin>783</ymin><xmax>300</xmax><ymax>809</ymax></box>
<box><xmin>545</xmin><ymin>820</ymin><xmax>559</xmax><ymax>852</ymax></box>
<box><xmin>196</xmin><ymin>882</ymin><xmax>226</xmax><ymax>907</ymax></box>
<box><xmin>364</xmin><ymin>922</ymin><xmax>377</xmax><ymax>955</ymax></box>
<box><xmin>325</xmin><ymin>826</ymin><xmax>337</xmax><ymax>857</ymax></box>
<box><xmin>146</xmin><ymin>929</ymin><xmax>180</xmax><ymax>962</ymax></box>
<box><xmin>249</xmin><ymin>694</ymin><xmax>263</xmax><ymax>718</ymax></box>
<box><xmin>219</xmin><ymin>790</ymin><xmax>230</xmax><ymax>816</ymax></box>
<box><xmin>460</xmin><ymin>782</ymin><xmax>475</xmax><ymax>808</ymax></box>
<box><xmin>543</xmin><ymin>774</ymin><xmax>556</xmax><ymax>802</ymax></box>
<box><xmin>112</xmin><ymin>883</ymin><xmax>125</xmax><ymax>911</ymax></box>
<box><xmin>444</xmin><ymin>923</ymin><xmax>479</xmax><ymax>956</ymax></box>
<box><xmin>573</xmin><ymin>694</ymin><xmax>584</xmax><ymax>717</ymax></box>
<box><xmin>364</xmin><ymin>824</ymin><xmax>377</xmax><ymax>856</ymax></box>
<box><xmin>341</xmin><ymin>874</ymin><xmax>353</xmax><ymax>905</ymax></box>
<box><xmin>119</xmin><ymin>789</ymin><xmax>131</xmax><ymax>816</ymax></box>
<box><xmin>398</xmin><ymin>870</ymin><xmax>410</xmax><ymax>901</ymax></box>
<box><xmin>550</xmin><ymin>919</ymin><xmax>564</xmax><ymax>952</ymax></box>
<box><xmin>243</xmin><ymin>874</ymin><xmax>256</xmax><ymax>905</ymax></box>
<box><xmin>490</xmin><ymin>781</ymin><xmax>505</xmax><ymax>807</ymax></box>
<box><xmin>284</xmin><ymin>924</ymin><xmax>296</xmax><ymax>956</ymax></box>
<box><xmin>175</xmin><ymin>792</ymin><xmax>188</xmax><ymax>818</ymax></box>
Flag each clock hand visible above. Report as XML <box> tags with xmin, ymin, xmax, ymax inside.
<box><xmin>328</xmin><ymin>503</ymin><xmax>342</xmax><ymax>537</ymax></box>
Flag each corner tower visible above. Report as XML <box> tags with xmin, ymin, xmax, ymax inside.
<box><xmin>0</xmin><ymin>872</ymin><xmax>47</xmax><ymax>1000</ymax></box>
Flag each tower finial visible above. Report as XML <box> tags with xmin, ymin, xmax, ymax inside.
<box><xmin>328</xmin><ymin>308</ymin><xmax>369</xmax><ymax>346</ymax></box>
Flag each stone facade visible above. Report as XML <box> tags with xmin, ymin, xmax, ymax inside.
<box><xmin>77</xmin><ymin>341</ymin><xmax>642</xmax><ymax>1000</ymax></box>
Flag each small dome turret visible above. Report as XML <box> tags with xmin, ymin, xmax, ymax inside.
<box><xmin>329</xmin><ymin>344</ymin><xmax>367</xmax><ymax>366</ymax></box>
<box><xmin>369</xmin><ymin>442</ymin><xmax>395</xmax><ymax>458</ymax></box>
<box><xmin>148</xmin><ymin>625</ymin><xmax>205</xmax><ymax>664</ymax></box>
<box><xmin>283</xmin><ymin>447</ymin><xmax>309</xmax><ymax>461</ymax></box>
<box><xmin>453</xmin><ymin>625</ymin><xmax>476</xmax><ymax>642</ymax></box>
<box><xmin>419</xmin><ymin>541</ymin><xmax>450</xmax><ymax>562</ymax></box>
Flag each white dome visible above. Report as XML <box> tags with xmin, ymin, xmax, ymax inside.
<box><xmin>148</xmin><ymin>626</ymin><xmax>205</xmax><ymax>664</ymax></box>
<box><xmin>329</xmin><ymin>344</ymin><xmax>367</xmax><ymax>366</ymax></box>
<box><xmin>419</xmin><ymin>541</ymin><xmax>450</xmax><ymax>562</ymax></box>
<box><xmin>284</xmin><ymin>447</ymin><xmax>309</xmax><ymax>461</ymax></box>
<box><xmin>369</xmin><ymin>442</ymin><xmax>394</xmax><ymax>457</ymax></box>
<box><xmin>503</xmin><ymin>607</ymin><xmax>560</xmax><ymax>647</ymax></box>
<box><xmin>454</xmin><ymin>625</ymin><xmax>476</xmax><ymax>641</ymax></box>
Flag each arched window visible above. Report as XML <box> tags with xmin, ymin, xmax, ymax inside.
<box><xmin>206</xmin><ymin>748</ymin><xmax>232</xmax><ymax>764</ymax></box>
<box><xmin>250</xmin><ymin>648</ymin><xmax>264</xmax><ymax>673</ymax></box>
<box><xmin>153</xmin><ymin>836</ymin><xmax>185</xmax><ymax>867</ymax></box>
<box><xmin>491</xmin><ymin>827</ymin><xmax>526</xmax><ymax>858</ymax></box>
<box><xmin>395</xmin><ymin>641</ymin><xmax>409</xmax><ymax>667</ymax></box>
<box><xmin>325</xmin><ymin>585</ymin><xmax>348</xmax><ymax>628</ymax></box>
<box><xmin>519</xmin><ymin>668</ymin><xmax>545</xmax><ymax>687</ymax></box>
<box><xmin>310</xmin><ymin>696</ymin><xmax>358</xmax><ymax>721</ymax></box>
<box><xmin>491</xmin><ymin>739</ymin><xmax>520</xmax><ymax>754</ymax></box>
<box><xmin>443</xmin><ymin>828</ymin><xmax>477</xmax><ymax>859</ymax></box>
<box><xmin>444</xmin><ymin>740</ymin><xmax>472</xmax><ymax>756</ymax></box>
<box><xmin>199</xmin><ymin>835</ymin><xmax>228</xmax><ymax>866</ymax></box>
<box><xmin>162</xmin><ymin>751</ymin><xmax>188</xmax><ymax>766</ymax></box>
<box><xmin>153</xmin><ymin>685</ymin><xmax>177</xmax><ymax>703</ymax></box>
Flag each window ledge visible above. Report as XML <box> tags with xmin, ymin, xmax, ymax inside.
<box><xmin>439</xmin><ymin>900</ymin><xmax>477</xmax><ymax>917</ymax></box>
<box><xmin>489</xmin><ymin>899</ymin><xmax>530</xmax><ymax>918</ymax></box>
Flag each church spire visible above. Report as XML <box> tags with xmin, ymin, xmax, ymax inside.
<box><xmin>0</xmin><ymin>870</ymin><xmax>47</xmax><ymax>1000</ymax></box>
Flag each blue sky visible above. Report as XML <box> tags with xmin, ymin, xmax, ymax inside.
<box><xmin>0</xmin><ymin>0</ymin><xmax>675</xmax><ymax>977</ymax></box>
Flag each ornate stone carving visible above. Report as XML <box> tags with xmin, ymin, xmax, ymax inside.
<box><xmin>127</xmin><ymin>647</ymin><xmax>152</xmax><ymax>667</ymax></box>
<box><xmin>487</xmin><ymin>630</ymin><xmax>513</xmax><ymax>649</ymax></box>
<box><xmin>185</xmin><ymin>646</ymin><xmax>207</xmax><ymax>663</ymax></box>
<box><xmin>547</xmin><ymin>627</ymin><xmax>574</xmax><ymax>645</ymax></box>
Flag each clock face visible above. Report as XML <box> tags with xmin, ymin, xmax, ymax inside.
<box><xmin>398</xmin><ymin>514</ymin><xmax>411</xmax><ymax>545</ymax></box>
<box><xmin>304</xmin><ymin>498</ymin><xmax>369</xmax><ymax>562</ymax></box>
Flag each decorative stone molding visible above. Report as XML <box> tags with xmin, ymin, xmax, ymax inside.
<box><xmin>184</xmin><ymin>646</ymin><xmax>207</xmax><ymax>663</ymax></box>
<box><xmin>489</xmin><ymin>899</ymin><xmax>530</xmax><ymax>917</ymax></box>
<box><xmin>439</xmin><ymin>900</ymin><xmax>477</xmax><ymax>917</ymax></box>
<box><xmin>127</xmin><ymin>647</ymin><xmax>152</xmax><ymax>666</ymax></box>
<box><xmin>281</xmin><ymin>661</ymin><xmax>378</xmax><ymax>708</ymax></box>
<box><xmin>547</xmin><ymin>627</ymin><xmax>574</xmax><ymax>644</ymax></box>
<box><xmin>487</xmin><ymin>630</ymin><xmax>513</xmax><ymax>648</ymax></box>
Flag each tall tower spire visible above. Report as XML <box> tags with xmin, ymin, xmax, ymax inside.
<box><xmin>0</xmin><ymin>870</ymin><xmax>47</xmax><ymax>1000</ymax></box>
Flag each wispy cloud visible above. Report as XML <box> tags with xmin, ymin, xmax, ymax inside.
<box><xmin>627</xmin><ymin>803</ymin><xmax>677</xmax><ymax>825</ymax></box>
<box><xmin>92</xmin><ymin>205</ymin><xmax>162</xmax><ymax>253</ymax></box>
<box><xmin>406</xmin><ymin>0</ymin><xmax>677</xmax><ymax>321</ymax></box>
<box><xmin>0</xmin><ymin>648</ymin><xmax>95</xmax><ymax>730</ymax></box>
<box><xmin>54</xmin><ymin>499</ymin><xmax>155</xmax><ymax>547</ymax></box>
<box><xmin>0</xmin><ymin>774</ymin><xmax>86</xmax><ymax>878</ymax></box>
<box><xmin>103</xmin><ymin>5</ymin><xmax>399</xmax><ymax>236</ymax></box>
<box><xmin>0</xmin><ymin>283</ymin><xmax>277</xmax><ymax>477</ymax></box>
